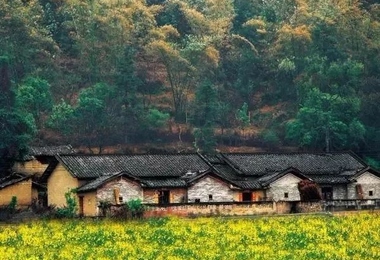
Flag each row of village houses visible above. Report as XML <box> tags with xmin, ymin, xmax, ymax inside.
<box><xmin>1</xmin><ymin>145</ymin><xmax>380</xmax><ymax>216</ymax></box>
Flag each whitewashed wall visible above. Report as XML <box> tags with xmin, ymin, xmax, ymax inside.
<box><xmin>347</xmin><ymin>172</ymin><xmax>380</xmax><ymax>199</ymax></box>
<box><xmin>332</xmin><ymin>185</ymin><xmax>347</xmax><ymax>200</ymax></box>
<box><xmin>97</xmin><ymin>177</ymin><xmax>143</xmax><ymax>204</ymax></box>
<box><xmin>267</xmin><ymin>173</ymin><xmax>301</xmax><ymax>201</ymax></box>
<box><xmin>188</xmin><ymin>176</ymin><xmax>234</xmax><ymax>202</ymax></box>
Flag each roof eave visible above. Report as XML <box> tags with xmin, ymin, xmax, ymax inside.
<box><xmin>77</xmin><ymin>188</ymin><xmax>96</xmax><ymax>193</ymax></box>
<box><xmin>56</xmin><ymin>154</ymin><xmax>79</xmax><ymax>178</ymax></box>
<box><xmin>349</xmin><ymin>166</ymin><xmax>380</xmax><ymax>181</ymax></box>
<box><xmin>0</xmin><ymin>175</ymin><xmax>31</xmax><ymax>190</ymax></box>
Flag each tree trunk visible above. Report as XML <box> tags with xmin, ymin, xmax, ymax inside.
<box><xmin>325</xmin><ymin>127</ymin><xmax>330</xmax><ymax>153</ymax></box>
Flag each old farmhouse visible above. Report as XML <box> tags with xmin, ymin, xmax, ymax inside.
<box><xmin>37</xmin><ymin>151</ymin><xmax>380</xmax><ymax>216</ymax></box>
<box><xmin>12</xmin><ymin>145</ymin><xmax>76</xmax><ymax>177</ymax></box>
<box><xmin>0</xmin><ymin>146</ymin><xmax>75</xmax><ymax>208</ymax></box>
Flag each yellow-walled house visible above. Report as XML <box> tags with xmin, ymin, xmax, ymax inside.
<box><xmin>0</xmin><ymin>174</ymin><xmax>36</xmax><ymax>208</ymax></box>
<box><xmin>45</xmin><ymin>163</ymin><xmax>81</xmax><ymax>207</ymax></box>
<box><xmin>13</xmin><ymin>145</ymin><xmax>75</xmax><ymax>177</ymax></box>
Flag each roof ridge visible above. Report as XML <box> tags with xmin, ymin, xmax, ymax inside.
<box><xmin>219</xmin><ymin>153</ymin><xmax>246</xmax><ymax>175</ymax></box>
<box><xmin>57</xmin><ymin>152</ymin><xmax>200</xmax><ymax>156</ymax></box>
<box><xmin>222</xmin><ymin>151</ymin><xmax>355</xmax><ymax>155</ymax></box>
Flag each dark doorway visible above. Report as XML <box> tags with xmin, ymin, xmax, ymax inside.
<box><xmin>242</xmin><ymin>192</ymin><xmax>252</xmax><ymax>202</ymax></box>
<box><xmin>79</xmin><ymin>196</ymin><xmax>84</xmax><ymax>216</ymax></box>
<box><xmin>38</xmin><ymin>191</ymin><xmax>48</xmax><ymax>208</ymax></box>
<box><xmin>321</xmin><ymin>187</ymin><xmax>333</xmax><ymax>200</ymax></box>
<box><xmin>158</xmin><ymin>190</ymin><xmax>170</xmax><ymax>205</ymax></box>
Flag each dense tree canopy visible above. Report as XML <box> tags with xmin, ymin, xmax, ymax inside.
<box><xmin>1</xmin><ymin>0</ymin><xmax>380</xmax><ymax>165</ymax></box>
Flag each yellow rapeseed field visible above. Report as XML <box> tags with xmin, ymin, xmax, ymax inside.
<box><xmin>1</xmin><ymin>213</ymin><xmax>380</xmax><ymax>259</ymax></box>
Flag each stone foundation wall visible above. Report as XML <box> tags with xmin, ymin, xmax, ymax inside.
<box><xmin>106</xmin><ymin>200</ymin><xmax>380</xmax><ymax>218</ymax></box>
<box><xmin>296</xmin><ymin>201</ymin><xmax>323</xmax><ymax>213</ymax></box>
<box><xmin>144</xmin><ymin>201</ymin><xmax>297</xmax><ymax>218</ymax></box>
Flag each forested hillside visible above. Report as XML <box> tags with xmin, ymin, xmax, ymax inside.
<box><xmin>1</xmin><ymin>0</ymin><xmax>380</xmax><ymax>164</ymax></box>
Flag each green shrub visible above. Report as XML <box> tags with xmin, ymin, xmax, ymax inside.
<box><xmin>8</xmin><ymin>196</ymin><xmax>17</xmax><ymax>214</ymax></box>
<box><xmin>110</xmin><ymin>199</ymin><xmax>145</xmax><ymax>219</ymax></box>
<box><xmin>0</xmin><ymin>196</ymin><xmax>18</xmax><ymax>220</ymax></box>
<box><xmin>126</xmin><ymin>199</ymin><xmax>145</xmax><ymax>219</ymax></box>
<box><xmin>99</xmin><ymin>200</ymin><xmax>112</xmax><ymax>217</ymax></box>
<box><xmin>55</xmin><ymin>190</ymin><xmax>77</xmax><ymax>218</ymax></box>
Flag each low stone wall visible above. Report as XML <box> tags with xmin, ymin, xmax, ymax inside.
<box><xmin>323</xmin><ymin>199</ymin><xmax>380</xmax><ymax>211</ymax></box>
<box><xmin>103</xmin><ymin>200</ymin><xmax>380</xmax><ymax>218</ymax></box>
<box><xmin>144</xmin><ymin>201</ymin><xmax>296</xmax><ymax>218</ymax></box>
<box><xmin>296</xmin><ymin>201</ymin><xmax>323</xmax><ymax>213</ymax></box>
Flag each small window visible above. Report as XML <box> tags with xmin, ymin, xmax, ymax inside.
<box><xmin>119</xmin><ymin>196</ymin><xmax>123</xmax><ymax>203</ymax></box>
<box><xmin>284</xmin><ymin>192</ymin><xmax>289</xmax><ymax>198</ymax></box>
<box><xmin>209</xmin><ymin>194</ymin><xmax>213</xmax><ymax>201</ymax></box>
<box><xmin>195</xmin><ymin>198</ymin><xmax>201</xmax><ymax>203</ymax></box>
<box><xmin>369</xmin><ymin>190</ymin><xmax>374</xmax><ymax>196</ymax></box>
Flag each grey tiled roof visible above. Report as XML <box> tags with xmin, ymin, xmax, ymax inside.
<box><xmin>339</xmin><ymin>170</ymin><xmax>359</xmax><ymax>176</ymax></box>
<box><xmin>212</xmin><ymin>164</ymin><xmax>240</xmax><ymax>180</ymax></box>
<box><xmin>0</xmin><ymin>174</ymin><xmax>30</xmax><ymax>189</ymax></box>
<box><xmin>20</xmin><ymin>145</ymin><xmax>76</xmax><ymax>161</ymax></box>
<box><xmin>29</xmin><ymin>145</ymin><xmax>75</xmax><ymax>156</ymax></box>
<box><xmin>222</xmin><ymin>152</ymin><xmax>366</xmax><ymax>176</ymax></box>
<box><xmin>211</xmin><ymin>152</ymin><xmax>367</xmax><ymax>186</ymax></box>
<box><xmin>201</xmin><ymin>154</ymin><xmax>223</xmax><ymax>164</ymax></box>
<box><xmin>57</xmin><ymin>154</ymin><xmax>210</xmax><ymax>179</ymax></box>
<box><xmin>46</xmin><ymin>152</ymin><xmax>369</xmax><ymax>191</ymax></box>
<box><xmin>256</xmin><ymin>171</ymin><xmax>283</xmax><ymax>185</ymax></box>
<box><xmin>140</xmin><ymin>178</ymin><xmax>188</xmax><ymax>188</ymax></box>
<box><xmin>309</xmin><ymin>175</ymin><xmax>350</xmax><ymax>184</ymax></box>
<box><xmin>348</xmin><ymin>167</ymin><xmax>380</xmax><ymax>180</ymax></box>
<box><xmin>77</xmin><ymin>175</ymin><xmax>116</xmax><ymax>192</ymax></box>
<box><xmin>229</xmin><ymin>179</ymin><xmax>261</xmax><ymax>189</ymax></box>
<box><xmin>202</xmin><ymin>161</ymin><xmax>262</xmax><ymax>189</ymax></box>
<box><xmin>256</xmin><ymin>168</ymin><xmax>311</xmax><ymax>187</ymax></box>
<box><xmin>76</xmin><ymin>171</ymin><xmax>139</xmax><ymax>192</ymax></box>
<box><xmin>208</xmin><ymin>164</ymin><xmax>262</xmax><ymax>188</ymax></box>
